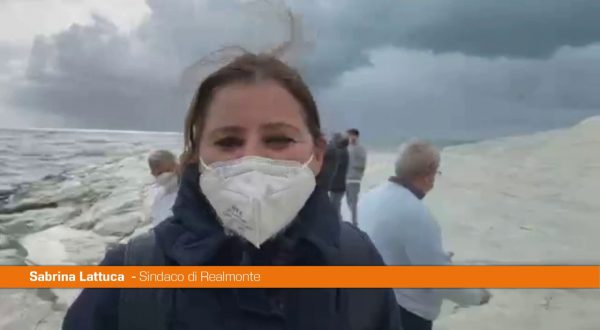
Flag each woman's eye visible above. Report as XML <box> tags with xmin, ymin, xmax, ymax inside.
<box><xmin>214</xmin><ymin>137</ymin><xmax>244</xmax><ymax>149</ymax></box>
<box><xmin>265</xmin><ymin>136</ymin><xmax>296</xmax><ymax>148</ymax></box>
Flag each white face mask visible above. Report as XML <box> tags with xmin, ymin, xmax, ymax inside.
<box><xmin>199</xmin><ymin>155</ymin><xmax>316</xmax><ymax>248</ymax></box>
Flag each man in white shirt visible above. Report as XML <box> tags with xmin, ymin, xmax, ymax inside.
<box><xmin>146</xmin><ymin>150</ymin><xmax>179</xmax><ymax>227</ymax></box>
<box><xmin>359</xmin><ymin>140</ymin><xmax>491</xmax><ymax>330</ymax></box>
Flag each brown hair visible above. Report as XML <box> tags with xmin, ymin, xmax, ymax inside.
<box><xmin>180</xmin><ymin>53</ymin><xmax>323</xmax><ymax>167</ymax></box>
<box><xmin>347</xmin><ymin>128</ymin><xmax>360</xmax><ymax>137</ymax></box>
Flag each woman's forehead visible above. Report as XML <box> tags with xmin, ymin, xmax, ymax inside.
<box><xmin>204</xmin><ymin>81</ymin><xmax>307</xmax><ymax>130</ymax></box>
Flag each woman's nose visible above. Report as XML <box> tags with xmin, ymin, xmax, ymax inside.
<box><xmin>239</xmin><ymin>138</ymin><xmax>269</xmax><ymax>158</ymax></box>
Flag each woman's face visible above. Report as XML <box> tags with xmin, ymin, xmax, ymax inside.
<box><xmin>198</xmin><ymin>80</ymin><xmax>324</xmax><ymax>174</ymax></box>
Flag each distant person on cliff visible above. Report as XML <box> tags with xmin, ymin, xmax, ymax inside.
<box><xmin>146</xmin><ymin>150</ymin><xmax>179</xmax><ymax>226</ymax></box>
<box><xmin>345</xmin><ymin>128</ymin><xmax>367</xmax><ymax>226</ymax></box>
<box><xmin>359</xmin><ymin>139</ymin><xmax>491</xmax><ymax>330</ymax></box>
<box><xmin>328</xmin><ymin>133</ymin><xmax>349</xmax><ymax>220</ymax></box>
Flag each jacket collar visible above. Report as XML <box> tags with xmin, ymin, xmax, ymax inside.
<box><xmin>154</xmin><ymin>163</ymin><xmax>341</xmax><ymax>266</ymax></box>
<box><xmin>389</xmin><ymin>176</ymin><xmax>425</xmax><ymax>200</ymax></box>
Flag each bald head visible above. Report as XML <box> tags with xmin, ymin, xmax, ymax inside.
<box><xmin>148</xmin><ymin>150</ymin><xmax>178</xmax><ymax>177</ymax></box>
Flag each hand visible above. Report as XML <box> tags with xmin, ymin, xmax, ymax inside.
<box><xmin>480</xmin><ymin>289</ymin><xmax>492</xmax><ymax>305</ymax></box>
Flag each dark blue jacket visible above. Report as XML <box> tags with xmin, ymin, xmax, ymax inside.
<box><xmin>317</xmin><ymin>143</ymin><xmax>339</xmax><ymax>189</ymax></box>
<box><xmin>330</xmin><ymin>145</ymin><xmax>349</xmax><ymax>193</ymax></box>
<box><xmin>63</xmin><ymin>164</ymin><xmax>401</xmax><ymax>330</ymax></box>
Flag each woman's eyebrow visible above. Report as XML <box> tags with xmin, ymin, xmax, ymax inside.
<box><xmin>207</xmin><ymin>126</ymin><xmax>245</xmax><ymax>139</ymax></box>
<box><xmin>261</xmin><ymin>122</ymin><xmax>301</xmax><ymax>134</ymax></box>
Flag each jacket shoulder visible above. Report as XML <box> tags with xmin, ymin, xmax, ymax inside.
<box><xmin>338</xmin><ymin>222</ymin><xmax>385</xmax><ymax>266</ymax></box>
<box><xmin>338</xmin><ymin>223</ymin><xmax>402</xmax><ymax>330</ymax></box>
<box><xmin>101</xmin><ymin>244</ymin><xmax>126</xmax><ymax>266</ymax></box>
<box><xmin>117</xmin><ymin>231</ymin><xmax>170</xmax><ymax>330</ymax></box>
<box><xmin>122</xmin><ymin>230</ymin><xmax>166</xmax><ymax>266</ymax></box>
<box><xmin>62</xmin><ymin>246</ymin><xmax>125</xmax><ymax>330</ymax></box>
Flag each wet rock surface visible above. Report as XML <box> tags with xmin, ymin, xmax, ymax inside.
<box><xmin>0</xmin><ymin>128</ymin><xmax>181</xmax><ymax>329</ymax></box>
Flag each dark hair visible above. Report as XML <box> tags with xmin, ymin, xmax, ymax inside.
<box><xmin>347</xmin><ymin>128</ymin><xmax>359</xmax><ymax>137</ymax></box>
<box><xmin>181</xmin><ymin>53</ymin><xmax>323</xmax><ymax>167</ymax></box>
<box><xmin>338</xmin><ymin>138</ymin><xmax>350</xmax><ymax>148</ymax></box>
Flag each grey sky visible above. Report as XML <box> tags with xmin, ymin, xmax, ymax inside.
<box><xmin>1</xmin><ymin>0</ymin><xmax>599</xmax><ymax>143</ymax></box>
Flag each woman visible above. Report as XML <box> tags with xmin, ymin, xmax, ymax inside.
<box><xmin>63</xmin><ymin>53</ymin><xmax>400</xmax><ymax>330</ymax></box>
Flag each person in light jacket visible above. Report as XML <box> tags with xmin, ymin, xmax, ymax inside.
<box><xmin>146</xmin><ymin>150</ymin><xmax>179</xmax><ymax>226</ymax></box>
<box><xmin>359</xmin><ymin>139</ymin><xmax>491</xmax><ymax>330</ymax></box>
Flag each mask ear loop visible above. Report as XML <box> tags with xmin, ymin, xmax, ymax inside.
<box><xmin>302</xmin><ymin>154</ymin><xmax>315</xmax><ymax>168</ymax></box>
<box><xmin>199</xmin><ymin>158</ymin><xmax>212</xmax><ymax>172</ymax></box>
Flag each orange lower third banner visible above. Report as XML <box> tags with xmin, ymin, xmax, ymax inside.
<box><xmin>0</xmin><ymin>266</ymin><xmax>598</xmax><ymax>289</ymax></box>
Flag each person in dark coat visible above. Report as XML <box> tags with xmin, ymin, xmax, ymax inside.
<box><xmin>62</xmin><ymin>53</ymin><xmax>401</xmax><ymax>330</ymax></box>
<box><xmin>329</xmin><ymin>134</ymin><xmax>350</xmax><ymax>219</ymax></box>
<box><xmin>316</xmin><ymin>134</ymin><xmax>339</xmax><ymax>189</ymax></box>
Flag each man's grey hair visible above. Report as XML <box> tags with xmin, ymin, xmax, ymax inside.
<box><xmin>148</xmin><ymin>150</ymin><xmax>177</xmax><ymax>171</ymax></box>
<box><xmin>394</xmin><ymin>140</ymin><xmax>440</xmax><ymax>180</ymax></box>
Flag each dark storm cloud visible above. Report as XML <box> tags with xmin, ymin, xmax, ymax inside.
<box><xmin>0</xmin><ymin>44</ymin><xmax>24</xmax><ymax>75</ymax></box>
<box><xmin>300</xmin><ymin>0</ymin><xmax>600</xmax><ymax>86</ymax></box>
<box><xmin>8</xmin><ymin>0</ymin><xmax>291</xmax><ymax>130</ymax></box>
<box><xmin>3</xmin><ymin>0</ymin><xmax>600</xmax><ymax>134</ymax></box>
<box><xmin>12</xmin><ymin>15</ymin><xmax>186</xmax><ymax>130</ymax></box>
<box><xmin>317</xmin><ymin>46</ymin><xmax>600</xmax><ymax>142</ymax></box>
